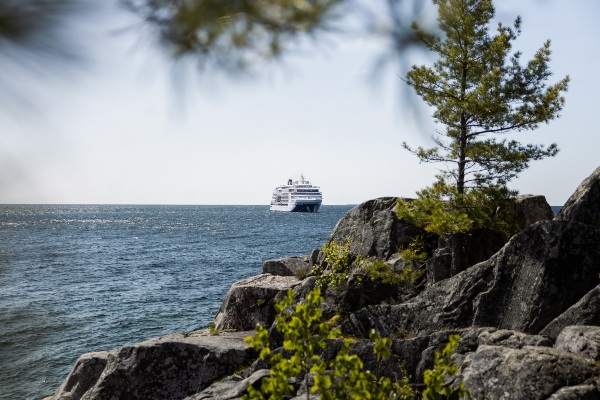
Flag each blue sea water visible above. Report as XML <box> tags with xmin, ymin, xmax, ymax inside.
<box><xmin>0</xmin><ymin>204</ymin><xmax>353</xmax><ymax>400</ymax></box>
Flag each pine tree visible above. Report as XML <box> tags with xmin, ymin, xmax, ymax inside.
<box><xmin>404</xmin><ymin>0</ymin><xmax>569</xmax><ymax>195</ymax></box>
<box><xmin>398</xmin><ymin>0</ymin><xmax>569</xmax><ymax>276</ymax></box>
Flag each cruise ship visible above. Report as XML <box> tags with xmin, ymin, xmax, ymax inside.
<box><xmin>270</xmin><ymin>175</ymin><xmax>323</xmax><ymax>212</ymax></box>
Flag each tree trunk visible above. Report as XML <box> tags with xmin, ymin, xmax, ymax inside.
<box><xmin>457</xmin><ymin>120</ymin><xmax>467</xmax><ymax>195</ymax></box>
<box><xmin>305</xmin><ymin>368</ymin><xmax>309</xmax><ymax>400</ymax></box>
<box><xmin>451</xmin><ymin>232</ymin><xmax>465</xmax><ymax>276</ymax></box>
<box><xmin>454</xmin><ymin>115</ymin><xmax>468</xmax><ymax>276</ymax></box>
<box><xmin>453</xmin><ymin>62</ymin><xmax>469</xmax><ymax>274</ymax></box>
<box><xmin>457</xmin><ymin>62</ymin><xmax>468</xmax><ymax>196</ymax></box>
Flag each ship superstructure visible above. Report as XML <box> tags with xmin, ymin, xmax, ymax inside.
<box><xmin>270</xmin><ymin>175</ymin><xmax>322</xmax><ymax>212</ymax></box>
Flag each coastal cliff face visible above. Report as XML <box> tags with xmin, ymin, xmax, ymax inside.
<box><xmin>46</xmin><ymin>167</ymin><xmax>600</xmax><ymax>400</ymax></box>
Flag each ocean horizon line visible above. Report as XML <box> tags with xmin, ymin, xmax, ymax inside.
<box><xmin>0</xmin><ymin>203</ymin><xmax>360</xmax><ymax>207</ymax></box>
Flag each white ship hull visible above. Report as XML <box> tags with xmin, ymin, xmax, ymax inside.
<box><xmin>270</xmin><ymin>175</ymin><xmax>322</xmax><ymax>213</ymax></box>
<box><xmin>270</xmin><ymin>200</ymin><xmax>322</xmax><ymax>213</ymax></box>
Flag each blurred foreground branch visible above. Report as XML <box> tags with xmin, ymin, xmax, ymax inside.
<box><xmin>0</xmin><ymin>0</ymin><xmax>86</xmax><ymax>63</ymax></box>
<box><xmin>0</xmin><ymin>0</ymin><xmax>90</xmax><ymax>113</ymax></box>
<box><xmin>0</xmin><ymin>0</ymin><xmax>427</xmax><ymax>105</ymax></box>
<box><xmin>120</xmin><ymin>0</ymin><xmax>346</xmax><ymax>73</ymax></box>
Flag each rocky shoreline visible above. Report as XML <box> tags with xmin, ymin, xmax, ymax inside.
<box><xmin>45</xmin><ymin>167</ymin><xmax>600</xmax><ymax>400</ymax></box>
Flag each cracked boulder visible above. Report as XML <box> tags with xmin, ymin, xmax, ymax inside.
<box><xmin>341</xmin><ymin>220</ymin><xmax>600</xmax><ymax>338</ymax></box>
<box><xmin>262</xmin><ymin>256</ymin><xmax>311</xmax><ymax>277</ymax></box>
<box><xmin>554</xmin><ymin>325</ymin><xmax>600</xmax><ymax>361</ymax></box>
<box><xmin>540</xmin><ymin>286</ymin><xmax>600</xmax><ymax>339</ymax></box>
<box><xmin>326</xmin><ymin>197</ymin><xmax>419</xmax><ymax>260</ymax></box>
<box><xmin>556</xmin><ymin>166</ymin><xmax>600</xmax><ymax>226</ymax></box>
<box><xmin>460</xmin><ymin>345</ymin><xmax>600</xmax><ymax>400</ymax></box>
<box><xmin>47</xmin><ymin>331</ymin><xmax>255</xmax><ymax>400</ymax></box>
<box><xmin>514</xmin><ymin>194</ymin><xmax>555</xmax><ymax>230</ymax></box>
<box><xmin>213</xmin><ymin>274</ymin><xmax>301</xmax><ymax>331</ymax></box>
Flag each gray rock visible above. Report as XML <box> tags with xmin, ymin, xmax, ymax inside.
<box><xmin>540</xmin><ymin>286</ymin><xmax>600</xmax><ymax>339</ymax></box>
<box><xmin>338</xmin><ymin>271</ymin><xmax>412</xmax><ymax>313</ymax></box>
<box><xmin>262</xmin><ymin>256</ymin><xmax>310</xmax><ymax>277</ymax></box>
<box><xmin>455</xmin><ymin>229</ymin><xmax>508</xmax><ymax>275</ymax></box>
<box><xmin>46</xmin><ymin>350</ymin><xmax>117</xmax><ymax>400</ymax></box>
<box><xmin>418</xmin><ymin>195</ymin><xmax>552</xmax><ymax>283</ymax></box>
<box><xmin>326</xmin><ymin>197</ymin><xmax>418</xmax><ymax>260</ymax></box>
<box><xmin>425</xmin><ymin>244</ymin><xmax>453</xmax><ymax>283</ymax></box>
<box><xmin>347</xmin><ymin>339</ymin><xmax>410</xmax><ymax>380</ymax></box>
<box><xmin>329</xmin><ymin>194</ymin><xmax>552</xmax><ymax>285</ymax></box>
<box><xmin>514</xmin><ymin>194</ymin><xmax>555</xmax><ymax>230</ymax></box>
<box><xmin>293</xmin><ymin>371</ymin><xmax>315</xmax><ymax>399</ymax></box>
<box><xmin>341</xmin><ymin>220</ymin><xmax>600</xmax><ymax>338</ymax></box>
<box><xmin>186</xmin><ymin>369</ymin><xmax>270</xmax><ymax>400</ymax></box>
<box><xmin>460</xmin><ymin>345</ymin><xmax>600</xmax><ymax>400</ymax></box>
<box><xmin>556</xmin><ymin>166</ymin><xmax>600</xmax><ymax>226</ymax></box>
<box><xmin>555</xmin><ymin>325</ymin><xmax>600</xmax><ymax>361</ymax></box>
<box><xmin>547</xmin><ymin>383</ymin><xmax>600</xmax><ymax>400</ymax></box>
<box><xmin>49</xmin><ymin>331</ymin><xmax>255</xmax><ymax>400</ymax></box>
<box><xmin>392</xmin><ymin>329</ymin><xmax>483</xmax><ymax>384</ymax></box>
<box><xmin>471</xmin><ymin>221</ymin><xmax>600</xmax><ymax>334</ymax></box>
<box><xmin>309</xmin><ymin>249</ymin><xmax>321</xmax><ymax>267</ymax></box>
<box><xmin>291</xmin><ymin>276</ymin><xmax>318</xmax><ymax>304</ymax></box>
<box><xmin>478</xmin><ymin>328</ymin><xmax>552</xmax><ymax>348</ymax></box>
<box><xmin>190</xmin><ymin>327</ymin><xmax>600</xmax><ymax>400</ymax></box>
<box><xmin>425</xmin><ymin>229</ymin><xmax>507</xmax><ymax>283</ymax></box>
<box><xmin>213</xmin><ymin>274</ymin><xmax>301</xmax><ymax>331</ymax></box>
<box><xmin>384</xmin><ymin>252</ymin><xmax>407</xmax><ymax>269</ymax></box>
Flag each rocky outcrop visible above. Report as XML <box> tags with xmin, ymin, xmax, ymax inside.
<box><xmin>326</xmin><ymin>197</ymin><xmax>418</xmax><ymax>260</ymax></box>
<box><xmin>186</xmin><ymin>369</ymin><xmax>270</xmax><ymax>400</ymax></box>
<box><xmin>540</xmin><ymin>286</ymin><xmax>600</xmax><ymax>339</ymax></box>
<box><xmin>425</xmin><ymin>195</ymin><xmax>554</xmax><ymax>283</ymax></box>
<box><xmin>554</xmin><ymin>325</ymin><xmax>600</xmax><ymax>361</ymax></box>
<box><xmin>425</xmin><ymin>195</ymin><xmax>555</xmax><ymax>283</ymax></box>
<box><xmin>213</xmin><ymin>274</ymin><xmax>301</xmax><ymax>331</ymax></box>
<box><xmin>182</xmin><ymin>327</ymin><xmax>599</xmax><ymax>400</ymax></box>
<box><xmin>341</xmin><ymin>220</ymin><xmax>600</xmax><ymax>338</ymax></box>
<box><xmin>46</xmin><ymin>350</ymin><xmax>117</xmax><ymax>400</ymax></box>
<box><xmin>477</xmin><ymin>328</ymin><xmax>552</xmax><ymax>348</ymax></box>
<box><xmin>262</xmin><ymin>256</ymin><xmax>311</xmax><ymax>277</ymax></box>
<box><xmin>47</xmin><ymin>167</ymin><xmax>600</xmax><ymax>400</ymax></box>
<box><xmin>514</xmin><ymin>194</ymin><xmax>555</xmax><ymax>229</ymax></box>
<box><xmin>556</xmin><ymin>166</ymin><xmax>600</xmax><ymax>225</ymax></box>
<box><xmin>425</xmin><ymin>228</ymin><xmax>507</xmax><ymax>283</ymax></box>
<box><xmin>460</xmin><ymin>344</ymin><xmax>600</xmax><ymax>400</ymax></box>
<box><xmin>47</xmin><ymin>331</ymin><xmax>255</xmax><ymax>400</ymax></box>
<box><xmin>324</xmin><ymin>195</ymin><xmax>554</xmax><ymax>285</ymax></box>
<box><xmin>547</xmin><ymin>384</ymin><xmax>600</xmax><ymax>400</ymax></box>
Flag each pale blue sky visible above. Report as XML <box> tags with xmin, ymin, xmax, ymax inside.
<box><xmin>1</xmin><ymin>0</ymin><xmax>598</xmax><ymax>206</ymax></box>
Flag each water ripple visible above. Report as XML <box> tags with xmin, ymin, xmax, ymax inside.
<box><xmin>0</xmin><ymin>204</ymin><xmax>352</xmax><ymax>399</ymax></box>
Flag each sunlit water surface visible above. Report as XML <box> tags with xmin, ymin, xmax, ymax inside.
<box><xmin>0</xmin><ymin>204</ymin><xmax>353</xmax><ymax>399</ymax></box>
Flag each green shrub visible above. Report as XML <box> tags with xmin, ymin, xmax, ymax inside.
<box><xmin>294</xmin><ymin>265</ymin><xmax>311</xmax><ymax>279</ymax></box>
<box><xmin>399</xmin><ymin>235</ymin><xmax>431</xmax><ymax>261</ymax></box>
<box><xmin>360</xmin><ymin>258</ymin><xmax>424</xmax><ymax>289</ymax></box>
<box><xmin>208</xmin><ymin>322</ymin><xmax>222</xmax><ymax>335</ymax></box>
<box><xmin>244</xmin><ymin>289</ymin><xmax>334</xmax><ymax>399</ymax></box>
<box><xmin>401</xmin><ymin>248</ymin><xmax>428</xmax><ymax>262</ymax></box>
<box><xmin>245</xmin><ymin>290</ymin><xmax>472</xmax><ymax>400</ymax></box>
<box><xmin>313</xmin><ymin>239</ymin><xmax>353</xmax><ymax>290</ymax></box>
<box><xmin>362</xmin><ymin>258</ymin><xmax>397</xmax><ymax>284</ymax></box>
<box><xmin>397</xmin><ymin>180</ymin><xmax>518</xmax><ymax>238</ymax></box>
<box><xmin>422</xmin><ymin>334</ymin><xmax>470</xmax><ymax>400</ymax></box>
<box><xmin>244</xmin><ymin>288</ymin><xmax>414</xmax><ymax>400</ymax></box>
